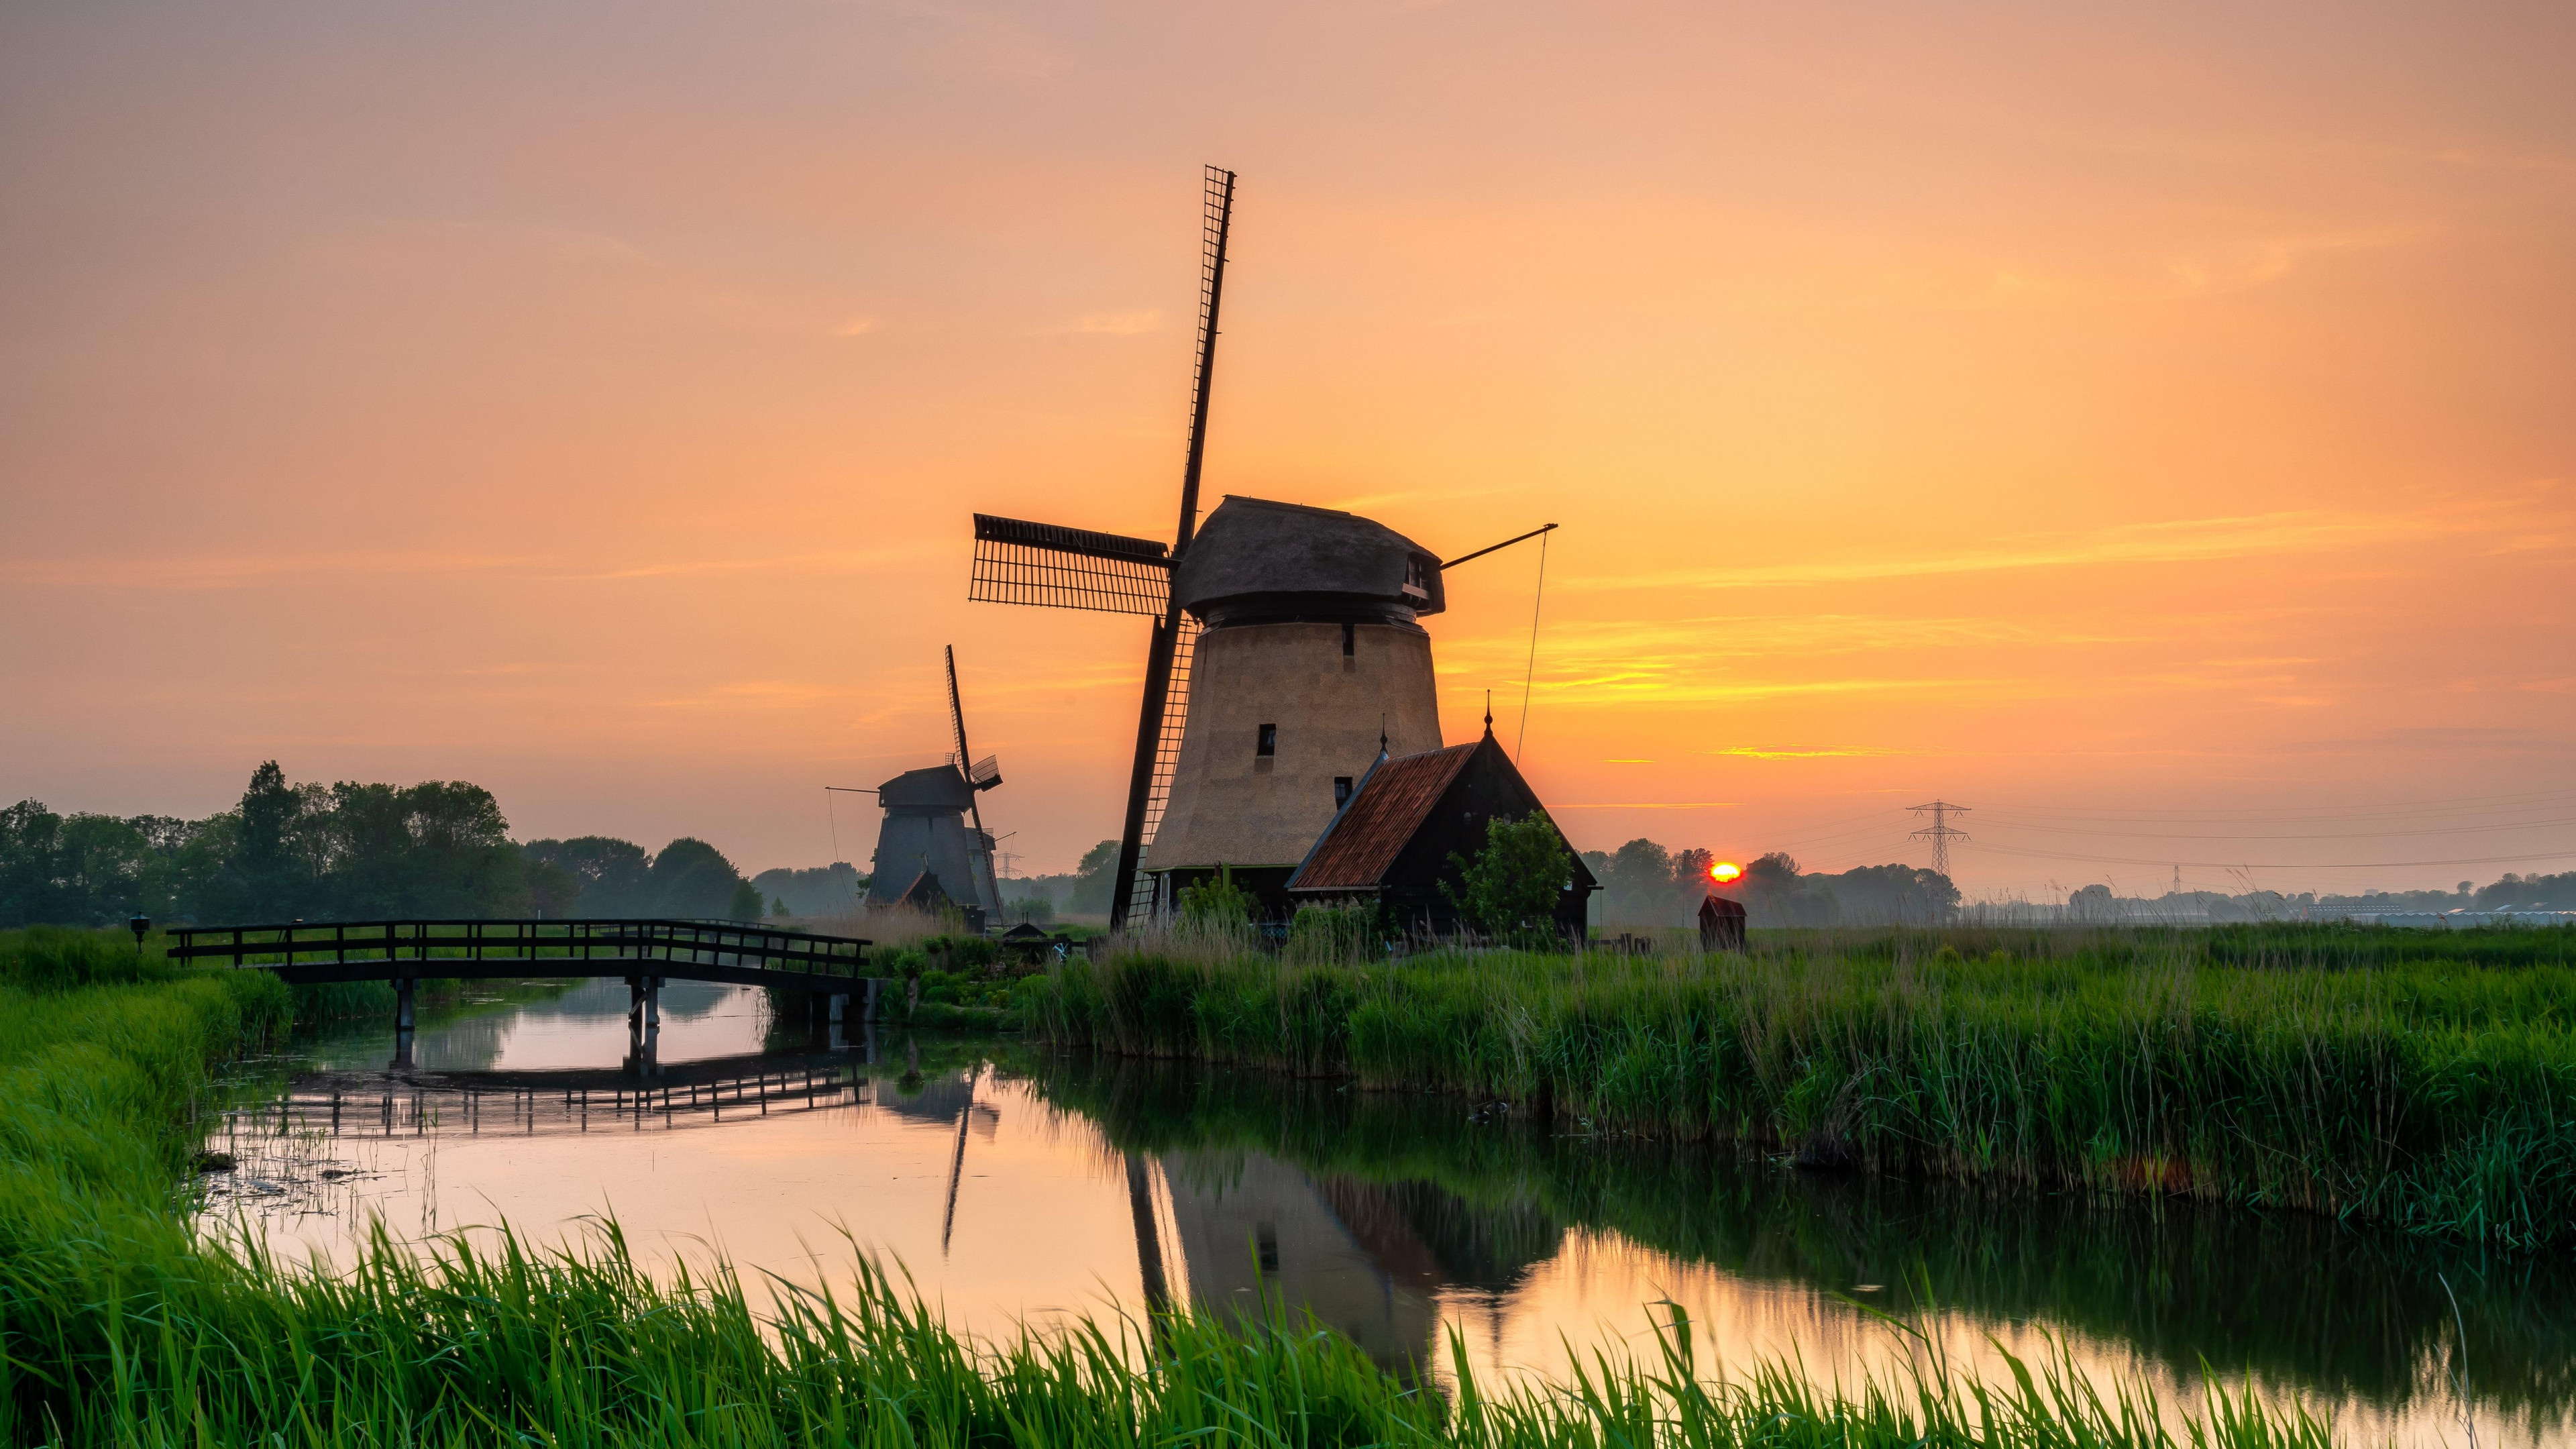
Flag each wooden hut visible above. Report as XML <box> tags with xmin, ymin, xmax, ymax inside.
<box><xmin>1285</xmin><ymin>724</ymin><xmax>1596</xmax><ymax>936</ymax></box>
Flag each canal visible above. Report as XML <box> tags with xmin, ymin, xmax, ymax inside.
<box><xmin>201</xmin><ymin>979</ymin><xmax>2575</xmax><ymax>1448</ymax></box>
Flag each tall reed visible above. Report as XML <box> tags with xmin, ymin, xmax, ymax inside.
<box><xmin>1025</xmin><ymin>925</ymin><xmax>2576</xmax><ymax>1248</ymax></box>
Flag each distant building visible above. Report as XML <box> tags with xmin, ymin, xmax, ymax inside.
<box><xmin>865</xmin><ymin>765</ymin><xmax>1002</xmax><ymax>918</ymax></box>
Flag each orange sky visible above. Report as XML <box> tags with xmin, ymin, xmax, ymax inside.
<box><xmin>3</xmin><ymin>2</ymin><xmax>2571</xmax><ymax>895</ymax></box>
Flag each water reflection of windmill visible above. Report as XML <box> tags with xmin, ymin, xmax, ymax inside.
<box><xmin>1119</xmin><ymin>1146</ymin><xmax>1562</xmax><ymax>1379</ymax></box>
<box><xmin>863</xmin><ymin>647</ymin><xmax>1004</xmax><ymax>923</ymax></box>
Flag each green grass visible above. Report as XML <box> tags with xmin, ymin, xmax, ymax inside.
<box><xmin>0</xmin><ymin>926</ymin><xmax>2345</xmax><ymax>1447</ymax></box>
<box><xmin>1024</xmin><ymin>923</ymin><xmax>2576</xmax><ymax>1248</ymax></box>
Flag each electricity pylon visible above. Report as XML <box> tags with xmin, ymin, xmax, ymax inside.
<box><xmin>1908</xmin><ymin>800</ymin><xmax>1972</xmax><ymax>878</ymax></box>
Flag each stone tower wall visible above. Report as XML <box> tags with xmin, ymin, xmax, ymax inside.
<box><xmin>1147</xmin><ymin>622</ymin><xmax>1444</xmax><ymax>872</ymax></box>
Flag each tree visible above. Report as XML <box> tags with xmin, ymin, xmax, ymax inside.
<box><xmin>519</xmin><ymin>847</ymin><xmax>582</xmax><ymax>918</ymax></box>
<box><xmin>1601</xmin><ymin>839</ymin><xmax>1673</xmax><ymax>918</ymax></box>
<box><xmin>1069</xmin><ymin>839</ymin><xmax>1121</xmax><ymax>915</ymax></box>
<box><xmin>1669</xmin><ymin>847</ymin><xmax>1715</xmax><ymax>896</ymax></box>
<box><xmin>207</xmin><ymin>761</ymin><xmax>320</xmax><ymax>921</ymax></box>
<box><xmin>727</xmin><ymin>879</ymin><xmax>765</xmax><ymax>921</ymax></box>
<box><xmin>523</xmin><ymin>837</ymin><xmax>655</xmax><ymax>915</ymax></box>
<box><xmin>1444</xmin><ymin>814</ymin><xmax>1575</xmax><ymax>941</ymax></box>
<box><xmin>56</xmin><ymin>814</ymin><xmax>155</xmax><ymax>923</ymax></box>
<box><xmin>1735</xmin><ymin>851</ymin><xmax>1835</xmax><ymax>927</ymax></box>
<box><xmin>1825</xmin><ymin>863</ymin><xmax>1958</xmax><ymax>924</ymax></box>
<box><xmin>2479</xmin><ymin>871</ymin><xmax>2576</xmax><ymax>910</ymax></box>
<box><xmin>650</xmin><ymin>837</ymin><xmax>747</xmax><ymax>919</ymax></box>
<box><xmin>749</xmin><ymin>863</ymin><xmax>865</xmax><ymax>916</ymax></box>
<box><xmin>0</xmin><ymin>800</ymin><xmax>68</xmax><ymax>927</ymax></box>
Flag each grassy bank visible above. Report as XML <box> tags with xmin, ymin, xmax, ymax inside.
<box><xmin>0</xmin><ymin>926</ymin><xmax>2340</xmax><ymax>1446</ymax></box>
<box><xmin>1025</xmin><ymin>923</ymin><xmax>2576</xmax><ymax>1248</ymax></box>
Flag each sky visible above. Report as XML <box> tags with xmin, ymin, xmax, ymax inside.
<box><xmin>3</xmin><ymin>1</ymin><xmax>2571</xmax><ymax>897</ymax></box>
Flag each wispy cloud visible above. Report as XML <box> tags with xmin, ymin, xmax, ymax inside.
<box><xmin>1552</xmin><ymin>802</ymin><xmax>1743</xmax><ymax>810</ymax></box>
<box><xmin>0</xmin><ymin>543</ymin><xmax>944</xmax><ymax>590</ymax></box>
<box><xmin>1556</xmin><ymin>507</ymin><xmax>2491</xmax><ymax>594</ymax></box>
<box><xmin>1056</xmin><ymin>310</ymin><xmax>1163</xmax><ymax>335</ymax></box>
<box><xmin>1701</xmin><ymin>745</ymin><xmax>1917</xmax><ymax>759</ymax></box>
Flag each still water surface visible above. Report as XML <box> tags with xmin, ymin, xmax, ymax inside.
<box><xmin>202</xmin><ymin>981</ymin><xmax>2575</xmax><ymax>1448</ymax></box>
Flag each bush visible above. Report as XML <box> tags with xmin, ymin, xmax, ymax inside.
<box><xmin>1286</xmin><ymin>902</ymin><xmax>1382</xmax><ymax>964</ymax></box>
<box><xmin>1178</xmin><ymin>865</ymin><xmax>1258</xmax><ymax>928</ymax></box>
<box><xmin>1444</xmin><ymin>815</ymin><xmax>1574</xmax><ymax>941</ymax></box>
<box><xmin>0</xmin><ymin>926</ymin><xmax>171</xmax><ymax>991</ymax></box>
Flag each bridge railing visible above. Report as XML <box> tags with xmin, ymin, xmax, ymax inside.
<box><xmin>166</xmin><ymin>919</ymin><xmax>873</xmax><ymax>979</ymax></box>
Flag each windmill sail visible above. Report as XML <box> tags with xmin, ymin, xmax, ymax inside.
<box><xmin>969</xmin><ymin>515</ymin><xmax>1171</xmax><ymax>616</ymax></box>
<box><xmin>1110</xmin><ymin>166</ymin><xmax>1236</xmax><ymax>927</ymax></box>
<box><xmin>959</xmin><ymin>165</ymin><xmax>1237</xmax><ymax>932</ymax></box>
<box><xmin>945</xmin><ymin>646</ymin><xmax>1004</xmax><ymax>917</ymax></box>
<box><xmin>1122</xmin><ymin>614</ymin><xmax>1200</xmax><ymax>922</ymax></box>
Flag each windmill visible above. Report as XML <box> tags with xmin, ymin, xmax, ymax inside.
<box><xmin>967</xmin><ymin>166</ymin><xmax>1556</xmax><ymax>926</ymax></box>
<box><xmin>863</xmin><ymin>647</ymin><xmax>1004</xmax><ymax>921</ymax></box>
<box><xmin>966</xmin><ymin>164</ymin><xmax>1238</xmax><ymax>927</ymax></box>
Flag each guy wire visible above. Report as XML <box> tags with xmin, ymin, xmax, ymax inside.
<box><xmin>1516</xmin><ymin>527</ymin><xmax>1550</xmax><ymax>762</ymax></box>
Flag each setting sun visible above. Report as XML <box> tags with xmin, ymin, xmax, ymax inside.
<box><xmin>1710</xmin><ymin>862</ymin><xmax>1742</xmax><ymax>884</ymax></box>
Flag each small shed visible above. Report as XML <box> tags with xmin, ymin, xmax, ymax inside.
<box><xmin>1285</xmin><ymin>725</ymin><xmax>1597</xmax><ymax>936</ymax></box>
<box><xmin>1697</xmin><ymin>894</ymin><xmax>1747</xmax><ymax>951</ymax></box>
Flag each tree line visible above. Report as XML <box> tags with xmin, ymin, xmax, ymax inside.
<box><xmin>1584</xmin><ymin>838</ymin><xmax>1963</xmax><ymax>928</ymax></box>
<box><xmin>0</xmin><ymin>763</ymin><xmax>802</xmax><ymax>928</ymax></box>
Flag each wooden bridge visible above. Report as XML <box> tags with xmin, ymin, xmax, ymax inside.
<box><xmin>170</xmin><ymin>918</ymin><xmax>875</xmax><ymax>989</ymax></box>
<box><xmin>169</xmin><ymin>918</ymin><xmax>889</xmax><ymax>1054</ymax></box>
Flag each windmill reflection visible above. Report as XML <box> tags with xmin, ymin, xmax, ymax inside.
<box><xmin>1133</xmin><ymin>1149</ymin><xmax>1562</xmax><ymax>1379</ymax></box>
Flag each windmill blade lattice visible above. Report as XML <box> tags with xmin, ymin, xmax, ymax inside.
<box><xmin>969</xmin><ymin>515</ymin><xmax>1171</xmax><ymax>616</ymax></box>
<box><xmin>1123</xmin><ymin>614</ymin><xmax>1200</xmax><ymax>922</ymax></box>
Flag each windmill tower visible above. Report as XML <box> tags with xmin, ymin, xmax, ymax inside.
<box><xmin>1139</xmin><ymin>496</ymin><xmax>1448</xmax><ymax>911</ymax></box>
<box><xmin>864</xmin><ymin>647</ymin><xmax>1004</xmax><ymax>919</ymax></box>
<box><xmin>965</xmin><ymin>166</ymin><xmax>1549</xmax><ymax>926</ymax></box>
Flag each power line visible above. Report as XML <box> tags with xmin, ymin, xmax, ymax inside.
<box><xmin>1972</xmin><ymin>784</ymin><xmax>2576</xmax><ymax>824</ymax></box>
<box><xmin>1972</xmin><ymin>814</ymin><xmax>2576</xmax><ymax>843</ymax></box>
<box><xmin>1971</xmin><ymin>841</ymin><xmax>2576</xmax><ymax>870</ymax></box>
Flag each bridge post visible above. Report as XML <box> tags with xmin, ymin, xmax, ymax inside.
<box><xmin>643</xmin><ymin>976</ymin><xmax>661</xmax><ymax>1029</ymax></box>
<box><xmin>626</xmin><ymin>1007</ymin><xmax>661</xmax><ymax>1077</ymax></box>
<box><xmin>392</xmin><ymin>976</ymin><xmax>416</xmax><ymax>1069</ymax></box>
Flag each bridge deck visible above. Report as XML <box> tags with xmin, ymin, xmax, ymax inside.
<box><xmin>168</xmin><ymin>918</ymin><xmax>877</xmax><ymax>994</ymax></box>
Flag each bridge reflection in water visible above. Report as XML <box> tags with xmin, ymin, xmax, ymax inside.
<box><xmin>217</xmin><ymin>1046</ymin><xmax>892</xmax><ymax>1145</ymax></box>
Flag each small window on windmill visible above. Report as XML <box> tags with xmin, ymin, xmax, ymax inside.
<box><xmin>1341</xmin><ymin>621</ymin><xmax>1356</xmax><ymax>655</ymax></box>
<box><xmin>1334</xmin><ymin>776</ymin><xmax>1353</xmax><ymax>806</ymax></box>
<box><xmin>1401</xmin><ymin>555</ymin><xmax>1431</xmax><ymax>602</ymax></box>
<box><xmin>1256</xmin><ymin>1223</ymin><xmax>1280</xmax><ymax>1274</ymax></box>
<box><xmin>1257</xmin><ymin>723</ymin><xmax>1277</xmax><ymax>757</ymax></box>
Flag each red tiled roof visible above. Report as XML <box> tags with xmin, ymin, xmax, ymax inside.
<box><xmin>1287</xmin><ymin>742</ymin><xmax>1479</xmax><ymax>892</ymax></box>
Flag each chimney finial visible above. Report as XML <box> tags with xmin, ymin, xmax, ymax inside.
<box><xmin>1483</xmin><ymin>690</ymin><xmax>1493</xmax><ymax>735</ymax></box>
